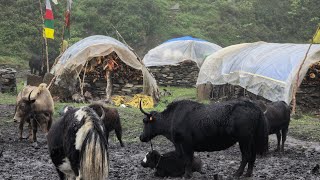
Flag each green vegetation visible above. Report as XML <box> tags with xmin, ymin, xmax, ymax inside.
<box><xmin>0</xmin><ymin>0</ymin><xmax>319</xmax><ymax>64</ymax></box>
<box><xmin>289</xmin><ymin>115</ymin><xmax>320</xmax><ymax>141</ymax></box>
<box><xmin>1</xmin><ymin>84</ymin><xmax>319</xmax><ymax>142</ymax></box>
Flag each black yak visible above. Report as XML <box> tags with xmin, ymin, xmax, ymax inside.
<box><xmin>139</xmin><ymin>99</ymin><xmax>269</xmax><ymax>178</ymax></box>
<box><xmin>256</xmin><ymin>100</ymin><xmax>291</xmax><ymax>152</ymax></box>
<box><xmin>141</xmin><ymin>150</ymin><xmax>202</xmax><ymax>177</ymax></box>
<box><xmin>47</xmin><ymin>106</ymin><xmax>109</xmax><ymax>180</ymax></box>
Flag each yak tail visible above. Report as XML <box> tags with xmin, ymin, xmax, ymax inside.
<box><xmin>80</xmin><ymin>122</ymin><xmax>109</xmax><ymax>180</ymax></box>
<box><xmin>255</xmin><ymin>110</ymin><xmax>269</xmax><ymax>155</ymax></box>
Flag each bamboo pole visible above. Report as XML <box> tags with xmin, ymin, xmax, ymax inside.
<box><xmin>38</xmin><ymin>0</ymin><xmax>50</xmax><ymax>74</ymax></box>
<box><xmin>291</xmin><ymin>43</ymin><xmax>313</xmax><ymax>114</ymax></box>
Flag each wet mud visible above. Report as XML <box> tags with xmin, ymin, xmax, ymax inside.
<box><xmin>0</xmin><ymin>104</ymin><xmax>319</xmax><ymax>180</ymax></box>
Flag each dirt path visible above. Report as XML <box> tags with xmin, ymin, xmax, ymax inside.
<box><xmin>0</xmin><ymin>104</ymin><xmax>319</xmax><ymax>180</ymax></box>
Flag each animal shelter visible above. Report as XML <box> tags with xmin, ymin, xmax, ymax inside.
<box><xmin>196</xmin><ymin>42</ymin><xmax>320</xmax><ymax>112</ymax></box>
<box><xmin>143</xmin><ymin>36</ymin><xmax>222</xmax><ymax>87</ymax></box>
<box><xmin>50</xmin><ymin>35</ymin><xmax>159</xmax><ymax>102</ymax></box>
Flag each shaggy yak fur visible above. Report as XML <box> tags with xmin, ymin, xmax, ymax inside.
<box><xmin>256</xmin><ymin>100</ymin><xmax>291</xmax><ymax>152</ymax></box>
<box><xmin>141</xmin><ymin>150</ymin><xmax>202</xmax><ymax>177</ymax></box>
<box><xmin>61</xmin><ymin>103</ymin><xmax>124</xmax><ymax>147</ymax></box>
<box><xmin>47</xmin><ymin>106</ymin><xmax>109</xmax><ymax>180</ymax></box>
<box><xmin>139</xmin><ymin>99</ymin><xmax>269</xmax><ymax>178</ymax></box>
<box><xmin>14</xmin><ymin>83</ymin><xmax>54</xmax><ymax>142</ymax></box>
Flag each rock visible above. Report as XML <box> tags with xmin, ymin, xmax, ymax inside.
<box><xmin>84</xmin><ymin>91</ymin><xmax>93</xmax><ymax>100</ymax></box>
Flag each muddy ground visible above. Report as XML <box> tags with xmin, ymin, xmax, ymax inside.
<box><xmin>0</xmin><ymin>104</ymin><xmax>320</xmax><ymax>180</ymax></box>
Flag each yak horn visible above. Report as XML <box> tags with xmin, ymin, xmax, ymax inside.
<box><xmin>99</xmin><ymin>106</ymin><xmax>105</xmax><ymax>120</ymax></box>
<box><xmin>28</xmin><ymin>90</ymin><xmax>34</xmax><ymax>101</ymax></box>
<box><xmin>139</xmin><ymin>100</ymin><xmax>150</xmax><ymax>116</ymax></box>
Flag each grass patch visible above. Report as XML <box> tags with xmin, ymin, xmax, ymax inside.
<box><xmin>289</xmin><ymin>115</ymin><xmax>320</xmax><ymax>142</ymax></box>
<box><xmin>2</xmin><ymin>83</ymin><xmax>320</xmax><ymax>143</ymax></box>
<box><xmin>0</xmin><ymin>56</ymin><xmax>28</xmax><ymax>69</ymax></box>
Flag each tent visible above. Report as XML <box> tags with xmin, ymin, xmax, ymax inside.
<box><xmin>51</xmin><ymin>35</ymin><xmax>159</xmax><ymax>101</ymax></box>
<box><xmin>197</xmin><ymin>41</ymin><xmax>320</xmax><ymax>104</ymax></box>
<box><xmin>142</xmin><ymin>36</ymin><xmax>222</xmax><ymax>68</ymax></box>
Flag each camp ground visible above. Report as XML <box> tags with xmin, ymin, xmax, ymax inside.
<box><xmin>1</xmin><ymin>1</ymin><xmax>320</xmax><ymax>180</ymax></box>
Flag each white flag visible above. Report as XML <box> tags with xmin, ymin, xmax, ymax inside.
<box><xmin>51</xmin><ymin>0</ymin><xmax>58</xmax><ymax>4</ymax></box>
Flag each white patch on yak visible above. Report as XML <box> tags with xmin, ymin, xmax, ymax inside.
<box><xmin>63</xmin><ymin>106</ymin><xmax>71</xmax><ymax>114</ymax></box>
<box><xmin>75</xmin><ymin>109</ymin><xmax>87</xmax><ymax>121</ymax></box>
<box><xmin>59</xmin><ymin>158</ymin><xmax>75</xmax><ymax>177</ymax></box>
<box><xmin>75</xmin><ymin>119</ymin><xmax>93</xmax><ymax>150</ymax></box>
<box><xmin>143</xmin><ymin>153</ymin><xmax>149</xmax><ymax>163</ymax></box>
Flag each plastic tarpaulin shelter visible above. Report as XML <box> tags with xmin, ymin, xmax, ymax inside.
<box><xmin>51</xmin><ymin>35</ymin><xmax>159</xmax><ymax>100</ymax></box>
<box><xmin>142</xmin><ymin>36</ymin><xmax>222</xmax><ymax>68</ymax></box>
<box><xmin>197</xmin><ymin>42</ymin><xmax>320</xmax><ymax>103</ymax></box>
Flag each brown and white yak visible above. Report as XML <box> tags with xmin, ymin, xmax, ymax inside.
<box><xmin>47</xmin><ymin>106</ymin><xmax>109</xmax><ymax>180</ymax></box>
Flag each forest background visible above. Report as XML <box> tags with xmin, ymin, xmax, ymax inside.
<box><xmin>0</xmin><ymin>0</ymin><xmax>319</xmax><ymax>66</ymax></box>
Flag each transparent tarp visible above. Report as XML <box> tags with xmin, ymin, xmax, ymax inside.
<box><xmin>51</xmin><ymin>35</ymin><xmax>159</xmax><ymax>100</ymax></box>
<box><xmin>197</xmin><ymin>42</ymin><xmax>320</xmax><ymax>103</ymax></box>
<box><xmin>142</xmin><ymin>36</ymin><xmax>222</xmax><ymax>68</ymax></box>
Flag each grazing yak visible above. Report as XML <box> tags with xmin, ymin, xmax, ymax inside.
<box><xmin>139</xmin><ymin>99</ymin><xmax>269</xmax><ymax>178</ymax></box>
<box><xmin>141</xmin><ymin>150</ymin><xmax>202</xmax><ymax>177</ymax></box>
<box><xmin>256</xmin><ymin>100</ymin><xmax>291</xmax><ymax>152</ymax></box>
<box><xmin>88</xmin><ymin>103</ymin><xmax>124</xmax><ymax>147</ymax></box>
<box><xmin>14</xmin><ymin>83</ymin><xmax>54</xmax><ymax>142</ymax></box>
<box><xmin>60</xmin><ymin>103</ymin><xmax>124</xmax><ymax>147</ymax></box>
<box><xmin>47</xmin><ymin>106</ymin><xmax>109</xmax><ymax>180</ymax></box>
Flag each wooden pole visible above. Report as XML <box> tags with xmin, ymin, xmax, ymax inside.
<box><xmin>38</xmin><ymin>0</ymin><xmax>50</xmax><ymax>74</ymax></box>
<box><xmin>291</xmin><ymin>43</ymin><xmax>313</xmax><ymax>114</ymax></box>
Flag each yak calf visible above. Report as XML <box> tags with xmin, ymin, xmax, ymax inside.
<box><xmin>141</xmin><ymin>150</ymin><xmax>202</xmax><ymax>177</ymax></box>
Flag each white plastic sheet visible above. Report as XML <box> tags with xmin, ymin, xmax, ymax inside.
<box><xmin>51</xmin><ymin>35</ymin><xmax>159</xmax><ymax>100</ymax></box>
<box><xmin>197</xmin><ymin>42</ymin><xmax>320</xmax><ymax>103</ymax></box>
<box><xmin>142</xmin><ymin>36</ymin><xmax>222</xmax><ymax>68</ymax></box>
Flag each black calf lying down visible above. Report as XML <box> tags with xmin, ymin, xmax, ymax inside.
<box><xmin>141</xmin><ymin>150</ymin><xmax>202</xmax><ymax>177</ymax></box>
<box><xmin>256</xmin><ymin>100</ymin><xmax>291</xmax><ymax>152</ymax></box>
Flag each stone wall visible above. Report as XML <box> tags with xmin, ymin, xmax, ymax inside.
<box><xmin>148</xmin><ymin>61</ymin><xmax>199</xmax><ymax>87</ymax></box>
<box><xmin>0</xmin><ymin>68</ymin><xmax>17</xmax><ymax>93</ymax></box>
<box><xmin>197</xmin><ymin>81</ymin><xmax>320</xmax><ymax>114</ymax></box>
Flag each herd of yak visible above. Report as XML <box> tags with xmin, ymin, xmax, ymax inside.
<box><xmin>13</xmin><ymin>83</ymin><xmax>291</xmax><ymax>179</ymax></box>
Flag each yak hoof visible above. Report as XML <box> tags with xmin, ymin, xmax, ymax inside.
<box><xmin>32</xmin><ymin>142</ymin><xmax>39</xmax><ymax>148</ymax></box>
<box><xmin>244</xmin><ymin>172</ymin><xmax>252</xmax><ymax>177</ymax></box>
<box><xmin>120</xmin><ymin>143</ymin><xmax>125</xmax><ymax>147</ymax></box>
<box><xmin>183</xmin><ymin>172</ymin><xmax>192</xmax><ymax>179</ymax></box>
<box><xmin>233</xmin><ymin>171</ymin><xmax>242</xmax><ymax>177</ymax></box>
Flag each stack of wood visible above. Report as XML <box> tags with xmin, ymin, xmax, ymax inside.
<box><xmin>0</xmin><ymin>68</ymin><xmax>17</xmax><ymax>93</ymax></box>
<box><xmin>79</xmin><ymin>52</ymin><xmax>143</xmax><ymax>99</ymax></box>
<box><xmin>296</xmin><ymin>61</ymin><xmax>320</xmax><ymax>112</ymax></box>
<box><xmin>148</xmin><ymin>60</ymin><xmax>199</xmax><ymax>87</ymax></box>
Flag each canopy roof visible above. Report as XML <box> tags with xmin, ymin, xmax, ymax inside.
<box><xmin>197</xmin><ymin>42</ymin><xmax>320</xmax><ymax>103</ymax></box>
<box><xmin>142</xmin><ymin>36</ymin><xmax>222</xmax><ymax>68</ymax></box>
<box><xmin>51</xmin><ymin>35</ymin><xmax>159</xmax><ymax>100</ymax></box>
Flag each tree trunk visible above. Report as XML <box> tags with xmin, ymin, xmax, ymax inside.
<box><xmin>105</xmin><ymin>70</ymin><xmax>112</xmax><ymax>102</ymax></box>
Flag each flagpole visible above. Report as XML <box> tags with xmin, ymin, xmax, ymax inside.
<box><xmin>38</xmin><ymin>0</ymin><xmax>50</xmax><ymax>74</ymax></box>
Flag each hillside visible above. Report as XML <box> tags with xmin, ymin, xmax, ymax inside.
<box><xmin>0</xmin><ymin>0</ymin><xmax>319</xmax><ymax>66</ymax></box>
